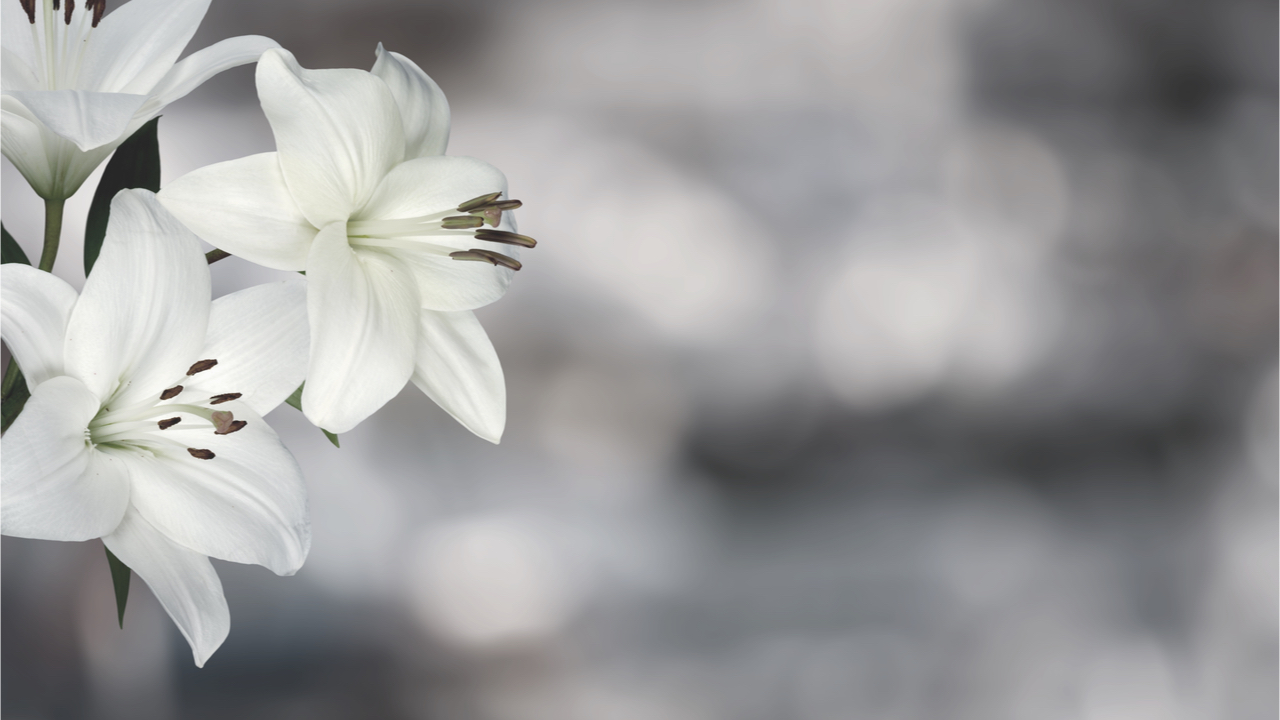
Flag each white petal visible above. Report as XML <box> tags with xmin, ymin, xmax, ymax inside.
<box><xmin>1</xmin><ymin>376</ymin><xmax>130</xmax><ymax>541</ymax></box>
<box><xmin>81</xmin><ymin>0</ymin><xmax>211</xmax><ymax>95</ymax></box>
<box><xmin>158</xmin><ymin>153</ymin><xmax>315</xmax><ymax>271</ymax></box>
<box><xmin>370</xmin><ymin>44</ymin><xmax>449</xmax><ymax>159</ymax></box>
<box><xmin>4</xmin><ymin>90</ymin><xmax>146</xmax><ymax>151</ymax></box>
<box><xmin>64</xmin><ymin>189</ymin><xmax>210</xmax><ymax>406</ymax></box>
<box><xmin>1</xmin><ymin>2</ymin><xmax>37</xmax><ymax>82</ymax></box>
<box><xmin>357</xmin><ymin>154</ymin><xmax>507</xmax><ymax>220</ymax></box>
<box><xmin>1</xmin><ymin>95</ymin><xmax>116</xmax><ymax>199</ymax></box>
<box><xmin>411</xmin><ymin>310</ymin><xmax>505</xmax><ymax>443</ymax></box>
<box><xmin>1</xmin><ymin>263</ymin><xmax>78</xmax><ymax>386</ymax></box>
<box><xmin>188</xmin><ymin>277</ymin><xmax>310</xmax><ymax>414</ymax></box>
<box><xmin>2</xmin><ymin>48</ymin><xmax>40</xmax><ymax>93</ymax></box>
<box><xmin>1</xmin><ymin>95</ymin><xmax>54</xmax><ymax>195</ymax></box>
<box><xmin>102</xmin><ymin>508</ymin><xmax>229</xmax><ymax>667</ymax></box>
<box><xmin>122</xmin><ymin>403</ymin><xmax>309</xmax><ymax>576</ymax></box>
<box><xmin>256</xmin><ymin>48</ymin><xmax>405</xmax><ymax>228</ymax></box>
<box><xmin>141</xmin><ymin>35</ymin><xmax>280</xmax><ymax>115</ymax></box>
<box><xmin>358</xmin><ymin>155</ymin><xmax>515</xmax><ymax>310</ymax></box>
<box><xmin>301</xmin><ymin>222</ymin><xmax>418</xmax><ymax>434</ymax></box>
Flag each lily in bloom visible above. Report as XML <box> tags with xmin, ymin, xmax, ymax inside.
<box><xmin>1</xmin><ymin>0</ymin><xmax>278</xmax><ymax>199</ymax></box>
<box><xmin>159</xmin><ymin>46</ymin><xmax>533</xmax><ymax>439</ymax></box>
<box><xmin>1</xmin><ymin>189</ymin><xmax>310</xmax><ymax>666</ymax></box>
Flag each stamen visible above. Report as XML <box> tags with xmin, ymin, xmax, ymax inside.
<box><xmin>212</xmin><ymin>411</ymin><xmax>247</xmax><ymax>435</ymax></box>
<box><xmin>88</xmin><ymin>0</ymin><xmax>103</xmax><ymax>26</ymax></box>
<box><xmin>158</xmin><ymin>417</ymin><xmax>181</xmax><ymax>430</ymax></box>
<box><xmin>186</xmin><ymin>359</ymin><xmax>218</xmax><ymax>375</ymax></box>
<box><xmin>160</xmin><ymin>385</ymin><xmax>183</xmax><ymax>400</ymax></box>
<box><xmin>475</xmin><ymin>229</ymin><xmax>537</xmax><ymax>248</ymax></box>
<box><xmin>471</xmin><ymin>206</ymin><xmax>503</xmax><ymax>227</ymax></box>
<box><xmin>441</xmin><ymin>215</ymin><xmax>485</xmax><ymax>229</ymax></box>
<box><xmin>20</xmin><ymin>0</ymin><xmax>34</xmax><ymax>23</ymax></box>
<box><xmin>187</xmin><ymin>448</ymin><xmax>216</xmax><ymax>460</ymax></box>
<box><xmin>64</xmin><ymin>0</ymin><xmax>73</xmax><ymax>24</ymax></box>
<box><xmin>449</xmin><ymin>249</ymin><xmax>522</xmax><ymax>271</ymax></box>
<box><xmin>457</xmin><ymin>192</ymin><xmax>503</xmax><ymax>213</ymax></box>
<box><xmin>209</xmin><ymin>392</ymin><xmax>242</xmax><ymax>405</ymax></box>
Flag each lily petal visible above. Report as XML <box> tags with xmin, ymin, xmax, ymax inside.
<box><xmin>1</xmin><ymin>263</ymin><xmax>79</xmax><ymax>386</ymax></box>
<box><xmin>370</xmin><ymin>44</ymin><xmax>450</xmax><ymax>159</ymax></box>
<box><xmin>256</xmin><ymin>48</ymin><xmax>405</xmax><ymax>228</ymax></box>
<box><xmin>0</xmin><ymin>95</ymin><xmax>54</xmax><ymax>195</ymax></box>
<box><xmin>65</xmin><ymin>189</ymin><xmax>210</xmax><ymax>406</ymax></box>
<box><xmin>1</xmin><ymin>95</ymin><xmax>116</xmax><ymax>199</ymax></box>
<box><xmin>4</xmin><ymin>90</ymin><xmax>147</xmax><ymax>151</ymax></box>
<box><xmin>189</xmin><ymin>276</ymin><xmax>310</xmax><ymax>414</ymax></box>
<box><xmin>358</xmin><ymin>155</ymin><xmax>514</xmax><ymax>310</ymax></box>
<box><xmin>1</xmin><ymin>376</ymin><xmax>130</xmax><ymax>541</ymax></box>
<box><xmin>0</xmin><ymin>2</ymin><xmax>36</xmax><ymax>81</ymax></box>
<box><xmin>102</xmin><ymin>508</ymin><xmax>229</xmax><ymax>667</ymax></box>
<box><xmin>411</xmin><ymin>310</ymin><xmax>506</xmax><ymax>443</ymax></box>
<box><xmin>1</xmin><ymin>48</ymin><xmax>40</xmax><ymax>93</ymax></box>
<box><xmin>302</xmin><ymin>222</ymin><xmax>418</xmax><ymax>434</ymax></box>
<box><xmin>142</xmin><ymin>35</ymin><xmax>280</xmax><ymax>116</ymax></box>
<box><xmin>158</xmin><ymin>153</ymin><xmax>315</xmax><ymax>271</ymax></box>
<box><xmin>124</xmin><ymin>403</ymin><xmax>309</xmax><ymax>576</ymax></box>
<box><xmin>82</xmin><ymin>0</ymin><xmax>212</xmax><ymax>95</ymax></box>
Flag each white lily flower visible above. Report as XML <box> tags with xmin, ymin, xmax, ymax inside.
<box><xmin>159</xmin><ymin>46</ymin><xmax>530</xmax><ymax>439</ymax></box>
<box><xmin>1</xmin><ymin>189</ymin><xmax>310</xmax><ymax>666</ymax></box>
<box><xmin>1</xmin><ymin>0</ymin><xmax>278</xmax><ymax>199</ymax></box>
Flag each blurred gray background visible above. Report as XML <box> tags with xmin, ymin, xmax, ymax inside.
<box><xmin>2</xmin><ymin>0</ymin><xmax>1276</xmax><ymax>718</ymax></box>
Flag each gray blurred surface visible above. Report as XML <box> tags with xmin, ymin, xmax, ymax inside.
<box><xmin>2</xmin><ymin>0</ymin><xmax>1276</xmax><ymax>718</ymax></box>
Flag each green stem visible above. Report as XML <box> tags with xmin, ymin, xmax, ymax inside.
<box><xmin>38</xmin><ymin>198</ymin><xmax>65</xmax><ymax>273</ymax></box>
<box><xmin>1</xmin><ymin>358</ymin><xmax>19</xmax><ymax>397</ymax></box>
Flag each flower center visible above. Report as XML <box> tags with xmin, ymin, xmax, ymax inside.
<box><xmin>19</xmin><ymin>0</ymin><xmax>106</xmax><ymax>90</ymax></box>
<box><xmin>86</xmin><ymin>357</ymin><xmax>246</xmax><ymax>460</ymax></box>
<box><xmin>346</xmin><ymin>192</ymin><xmax>535</xmax><ymax>271</ymax></box>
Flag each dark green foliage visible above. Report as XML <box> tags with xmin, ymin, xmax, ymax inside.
<box><xmin>85</xmin><ymin>117</ymin><xmax>161</xmax><ymax>275</ymax></box>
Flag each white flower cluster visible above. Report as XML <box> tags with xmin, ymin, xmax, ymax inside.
<box><xmin>1</xmin><ymin>0</ymin><xmax>531</xmax><ymax>666</ymax></box>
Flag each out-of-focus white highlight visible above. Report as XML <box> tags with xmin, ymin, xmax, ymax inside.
<box><xmin>814</xmin><ymin>199</ymin><xmax>1057</xmax><ymax>410</ymax></box>
<box><xmin>407</xmin><ymin>517</ymin><xmax>574</xmax><ymax>651</ymax></box>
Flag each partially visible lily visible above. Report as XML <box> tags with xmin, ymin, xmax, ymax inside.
<box><xmin>1</xmin><ymin>0</ymin><xmax>278</xmax><ymax>200</ymax></box>
<box><xmin>1</xmin><ymin>189</ymin><xmax>310</xmax><ymax>666</ymax></box>
<box><xmin>160</xmin><ymin>46</ymin><xmax>532</xmax><ymax>439</ymax></box>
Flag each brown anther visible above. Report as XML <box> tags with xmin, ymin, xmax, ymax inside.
<box><xmin>157</xmin><ymin>417</ymin><xmax>181</xmax><ymax>430</ymax></box>
<box><xmin>187</xmin><ymin>448</ymin><xmax>216</xmax><ymax>460</ymax></box>
<box><xmin>209</xmin><ymin>392</ymin><xmax>242</xmax><ymax>405</ymax></box>
<box><xmin>91</xmin><ymin>0</ymin><xmax>103</xmax><ymax>25</ymax></box>
<box><xmin>449</xmin><ymin>249</ymin><xmax>522</xmax><ymax>271</ymax></box>
<box><xmin>441</xmin><ymin>215</ymin><xmax>485</xmax><ymax>230</ymax></box>
<box><xmin>186</xmin><ymin>358</ymin><xmax>218</xmax><ymax>375</ymax></box>
<box><xmin>494</xmin><ymin>200</ymin><xmax>522</xmax><ymax>211</ymax></box>
<box><xmin>52</xmin><ymin>0</ymin><xmax>59</xmax><ymax>11</ymax></box>
<box><xmin>211</xmin><ymin>410</ymin><xmax>247</xmax><ymax>435</ymax></box>
<box><xmin>218</xmin><ymin>420</ymin><xmax>247</xmax><ymax>435</ymax></box>
<box><xmin>470</xmin><ymin>206</ymin><xmax>503</xmax><ymax>227</ymax></box>
<box><xmin>456</xmin><ymin>192</ymin><xmax>503</xmax><ymax>213</ymax></box>
<box><xmin>474</xmin><ymin>229</ymin><xmax>537</xmax><ymax>248</ymax></box>
<box><xmin>160</xmin><ymin>385</ymin><xmax>183</xmax><ymax>400</ymax></box>
<box><xmin>20</xmin><ymin>0</ymin><xmax>35</xmax><ymax>23</ymax></box>
<box><xmin>64</xmin><ymin>0</ymin><xmax>73</xmax><ymax>24</ymax></box>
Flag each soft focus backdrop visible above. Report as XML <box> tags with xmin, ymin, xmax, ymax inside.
<box><xmin>3</xmin><ymin>0</ymin><xmax>1276</xmax><ymax>718</ymax></box>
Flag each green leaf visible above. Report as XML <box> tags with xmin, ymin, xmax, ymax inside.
<box><xmin>85</xmin><ymin>117</ymin><xmax>161</xmax><ymax>276</ymax></box>
<box><xmin>285</xmin><ymin>383</ymin><xmax>304</xmax><ymax>411</ymax></box>
<box><xmin>284</xmin><ymin>382</ymin><xmax>340</xmax><ymax>447</ymax></box>
<box><xmin>1</xmin><ymin>224</ymin><xmax>31</xmax><ymax>265</ymax></box>
<box><xmin>105</xmin><ymin>546</ymin><xmax>132</xmax><ymax>628</ymax></box>
<box><xmin>1</xmin><ymin>363</ymin><xmax>29</xmax><ymax>433</ymax></box>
